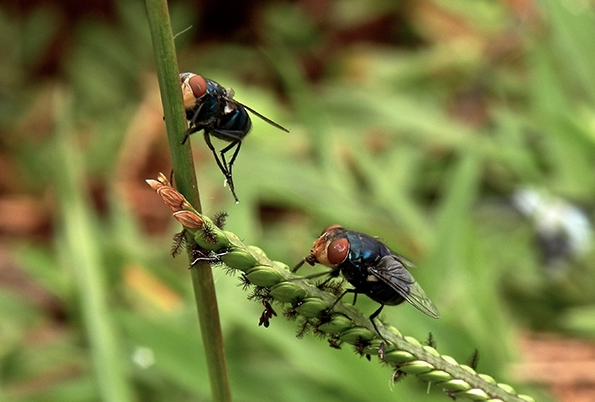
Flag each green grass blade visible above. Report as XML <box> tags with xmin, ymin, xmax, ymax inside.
<box><xmin>51</xmin><ymin>90</ymin><xmax>133</xmax><ymax>402</ymax></box>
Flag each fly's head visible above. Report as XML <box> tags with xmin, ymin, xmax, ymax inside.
<box><xmin>310</xmin><ymin>224</ymin><xmax>350</xmax><ymax>269</ymax></box>
<box><xmin>180</xmin><ymin>72</ymin><xmax>207</xmax><ymax>110</ymax></box>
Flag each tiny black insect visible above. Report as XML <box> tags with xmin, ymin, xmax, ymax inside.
<box><xmin>293</xmin><ymin>225</ymin><xmax>439</xmax><ymax>339</ymax></box>
<box><xmin>180</xmin><ymin>72</ymin><xmax>289</xmax><ymax>203</ymax></box>
<box><xmin>258</xmin><ymin>300</ymin><xmax>277</xmax><ymax>328</ymax></box>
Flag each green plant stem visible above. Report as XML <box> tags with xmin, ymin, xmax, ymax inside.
<box><xmin>144</xmin><ymin>1</ymin><xmax>232</xmax><ymax>402</ymax></box>
<box><xmin>52</xmin><ymin>90</ymin><xmax>133</xmax><ymax>402</ymax></box>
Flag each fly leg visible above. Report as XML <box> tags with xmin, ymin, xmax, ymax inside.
<box><xmin>182</xmin><ymin>103</ymin><xmax>206</xmax><ymax>145</ymax></box>
<box><xmin>329</xmin><ymin>294</ymin><xmax>389</xmax><ymax>356</ymax></box>
<box><xmin>210</xmin><ymin>128</ymin><xmax>244</xmax><ymax>203</ymax></box>
<box><xmin>369</xmin><ymin>304</ymin><xmax>389</xmax><ymax>358</ymax></box>
<box><xmin>203</xmin><ymin>132</ymin><xmax>240</xmax><ymax>203</ymax></box>
<box><xmin>219</xmin><ymin>140</ymin><xmax>241</xmax><ymax>203</ymax></box>
<box><xmin>328</xmin><ymin>289</ymin><xmax>351</xmax><ymax>311</ymax></box>
<box><xmin>181</xmin><ymin>128</ymin><xmax>193</xmax><ymax>145</ymax></box>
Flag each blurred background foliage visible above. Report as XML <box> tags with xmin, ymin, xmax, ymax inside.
<box><xmin>2</xmin><ymin>0</ymin><xmax>595</xmax><ymax>401</ymax></box>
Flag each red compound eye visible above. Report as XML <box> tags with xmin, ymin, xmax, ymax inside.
<box><xmin>188</xmin><ymin>75</ymin><xmax>207</xmax><ymax>98</ymax></box>
<box><xmin>320</xmin><ymin>224</ymin><xmax>343</xmax><ymax>236</ymax></box>
<box><xmin>327</xmin><ymin>238</ymin><xmax>349</xmax><ymax>265</ymax></box>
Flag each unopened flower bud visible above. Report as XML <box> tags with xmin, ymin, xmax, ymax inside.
<box><xmin>173</xmin><ymin>210</ymin><xmax>203</xmax><ymax>229</ymax></box>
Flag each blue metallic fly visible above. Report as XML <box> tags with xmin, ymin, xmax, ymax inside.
<box><xmin>294</xmin><ymin>225</ymin><xmax>439</xmax><ymax>338</ymax></box>
<box><xmin>180</xmin><ymin>72</ymin><xmax>289</xmax><ymax>202</ymax></box>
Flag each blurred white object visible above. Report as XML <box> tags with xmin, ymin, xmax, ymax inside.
<box><xmin>132</xmin><ymin>346</ymin><xmax>155</xmax><ymax>369</ymax></box>
<box><xmin>512</xmin><ymin>188</ymin><xmax>592</xmax><ymax>274</ymax></box>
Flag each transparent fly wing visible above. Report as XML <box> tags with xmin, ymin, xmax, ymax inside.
<box><xmin>371</xmin><ymin>255</ymin><xmax>440</xmax><ymax>319</ymax></box>
<box><xmin>374</xmin><ymin>238</ymin><xmax>416</xmax><ymax>268</ymax></box>
<box><xmin>240</xmin><ymin>102</ymin><xmax>290</xmax><ymax>133</ymax></box>
<box><xmin>394</xmin><ymin>253</ymin><xmax>416</xmax><ymax>269</ymax></box>
<box><xmin>402</xmin><ymin>280</ymin><xmax>440</xmax><ymax>319</ymax></box>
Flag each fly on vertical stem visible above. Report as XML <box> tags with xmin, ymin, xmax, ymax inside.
<box><xmin>179</xmin><ymin>72</ymin><xmax>289</xmax><ymax>203</ymax></box>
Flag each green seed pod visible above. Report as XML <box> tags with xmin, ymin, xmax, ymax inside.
<box><xmin>192</xmin><ymin>228</ymin><xmax>229</xmax><ymax>250</ymax></box>
<box><xmin>220</xmin><ymin>248</ymin><xmax>259</xmax><ymax>270</ymax></box>
<box><xmin>455</xmin><ymin>388</ymin><xmax>489</xmax><ymax>401</ymax></box>
<box><xmin>317</xmin><ymin>314</ymin><xmax>353</xmax><ymax>333</ymax></box>
<box><xmin>223</xmin><ymin>231</ymin><xmax>245</xmax><ymax>247</ymax></box>
<box><xmin>295</xmin><ymin>297</ymin><xmax>330</xmax><ymax>318</ymax></box>
<box><xmin>272</xmin><ymin>261</ymin><xmax>290</xmax><ymax>271</ymax></box>
<box><xmin>404</xmin><ymin>336</ymin><xmax>422</xmax><ymax>347</ymax></box>
<box><xmin>269</xmin><ymin>282</ymin><xmax>308</xmax><ymax>303</ymax></box>
<box><xmin>441</xmin><ymin>355</ymin><xmax>459</xmax><ymax>365</ymax></box>
<box><xmin>397</xmin><ymin>360</ymin><xmax>434</xmax><ymax>375</ymax></box>
<box><xmin>382</xmin><ymin>350</ymin><xmax>415</xmax><ymax>364</ymax></box>
<box><xmin>339</xmin><ymin>326</ymin><xmax>375</xmax><ymax>343</ymax></box>
<box><xmin>496</xmin><ymin>383</ymin><xmax>515</xmax><ymax>393</ymax></box>
<box><xmin>245</xmin><ymin>266</ymin><xmax>285</xmax><ymax>287</ymax></box>
<box><xmin>438</xmin><ymin>379</ymin><xmax>471</xmax><ymax>392</ymax></box>
<box><xmin>416</xmin><ymin>369</ymin><xmax>451</xmax><ymax>383</ymax></box>
<box><xmin>518</xmin><ymin>395</ymin><xmax>536</xmax><ymax>402</ymax></box>
<box><xmin>247</xmin><ymin>245</ymin><xmax>267</xmax><ymax>257</ymax></box>
<box><xmin>460</xmin><ymin>364</ymin><xmax>477</xmax><ymax>374</ymax></box>
<box><xmin>422</xmin><ymin>345</ymin><xmax>440</xmax><ymax>356</ymax></box>
<box><xmin>384</xmin><ymin>325</ymin><xmax>402</xmax><ymax>338</ymax></box>
<box><xmin>478</xmin><ymin>374</ymin><xmax>496</xmax><ymax>384</ymax></box>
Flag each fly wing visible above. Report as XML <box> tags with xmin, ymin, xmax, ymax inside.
<box><xmin>240</xmin><ymin>102</ymin><xmax>290</xmax><ymax>133</ymax></box>
<box><xmin>375</xmin><ymin>239</ymin><xmax>416</xmax><ymax>268</ymax></box>
<box><xmin>394</xmin><ymin>253</ymin><xmax>416</xmax><ymax>269</ymax></box>
<box><xmin>370</xmin><ymin>255</ymin><xmax>440</xmax><ymax>319</ymax></box>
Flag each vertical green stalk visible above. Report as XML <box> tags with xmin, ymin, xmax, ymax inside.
<box><xmin>144</xmin><ymin>1</ymin><xmax>232</xmax><ymax>401</ymax></box>
<box><xmin>52</xmin><ymin>91</ymin><xmax>133</xmax><ymax>402</ymax></box>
